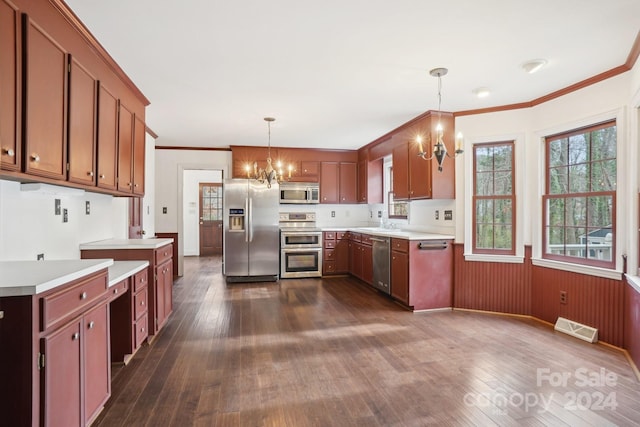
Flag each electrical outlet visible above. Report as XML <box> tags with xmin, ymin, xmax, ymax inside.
<box><xmin>163</xmin><ymin>207</ymin><xmax>168</xmax><ymax>214</ymax></box>
<box><xmin>55</xmin><ymin>199</ymin><xmax>61</xmax><ymax>215</ymax></box>
<box><xmin>331</xmin><ymin>210</ymin><xmax>335</xmax><ymax>218</ymax></box>
<box><xmin>63</xmin><ymin>208</ymin><xmax>68</xmax><ymax>223</ymax></box>
<box><xmin>435</xmin><ymin>210</ymin><xmax>440</xmax><ymax>220</ymax></box>
<box><xmin>85</xmin><ymin>201</ymin><xmax>91</xmax><ymax>215</ymax></box>
<box><xmin>377</xmin><ymin>210</ymin><xmax>382</xmax><ymax>218</ymax></box>
<box><xmin>37</xmin><ymin>253</ymin><xmax>44</xmax><ymax>260</ymax></box>
<box><xmin>560</xmin><ymin>291</ymin><xmax>567</xmax><ymax>304</ymax></box>
<box><xmin>444</xmin><ymin>210</ymin><xmax>453</xmax><ymax>220</ymax></box>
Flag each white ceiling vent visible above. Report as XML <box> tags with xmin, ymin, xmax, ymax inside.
<box><xmin>554</xmin><ymin>317</ymin><xmax>598</xmax><ymax>343</ymax></box>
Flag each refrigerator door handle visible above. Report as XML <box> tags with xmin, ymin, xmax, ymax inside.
<box><xmin>245</xmin><ymin>197</ymin><xmax>250</xmax><ymax>242</ymax></box>
<box><xmin>248</xmin><ymin>197</ymin><xmax>254</xmax><ymax>242</ymax></box>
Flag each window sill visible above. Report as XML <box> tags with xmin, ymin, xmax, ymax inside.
<box><xmin>625</xmin><ymin>275</ymin><xmax>640</xmax><ymax>294</ymax></box>
<box><xmin>531</xmin><ymin>258</ymin><xmax>622</xmax><ymax>280</ymax></box>
<box><xmin>463</xmin><ymin>254</ymin><xmax>524</xmax><ymax>264</ymax></box>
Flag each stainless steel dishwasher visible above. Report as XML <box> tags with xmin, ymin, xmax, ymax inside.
<box><xmin>371</xmin><ymin>236</ymin><xmax>390</xmax><ymax>294</ymax></box>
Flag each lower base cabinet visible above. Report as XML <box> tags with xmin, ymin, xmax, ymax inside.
<box><xmin>0</xmin><ymin>269</ymin><xmax>111</xmax><ymax>427</ymax></box>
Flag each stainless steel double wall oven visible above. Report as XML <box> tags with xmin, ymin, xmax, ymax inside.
<box><xmin>279</xmin><ymin>212</ymin><xmax>322</xmax><ymax>278</ymax></box>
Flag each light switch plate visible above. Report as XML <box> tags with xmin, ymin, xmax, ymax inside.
<box><xmin>63</xmin><ymin>208</ymin><xmax>68</xmax><ymax>223</ymax></box>
<box><xmin>55</xmin><ymin>199</ymin><xmax>61</xmax><ymax>215</ymax></box>
<box><xmin>85</xmin><ymin>201</ymin><xmax>91</xmax><ymax>215</ymax></box>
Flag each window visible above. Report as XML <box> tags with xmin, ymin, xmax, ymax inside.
<box><xmin>543</xmin><ymin>121</ymin><xmax>616</xmax><ymax>268</ymax></box>
<box><xmin>388</xmin><ymin>166</ymin><xmax>407</xmax><ymax>218</ymax></box>
<box><xmin>473</xmin><ymin>141</ymin><xmax>515</xmax><ymax>254</ymax></box>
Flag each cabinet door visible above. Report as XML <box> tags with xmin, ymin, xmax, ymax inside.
<box><xmin>96</xmin><ymin>84</ymin><xmax>118</xmax><ymax>190</ymax></box>
<box><xmin>320</xmin><ymin>161</ymin><xmax>339</xmax><ymax>203</ymax></box>
<box><xmin>41</xmin><ymin>319</ymin><xmax>82</xmax><ymax>427</ymax></box>
<box><xmin>392</xmin><ymin>143</ymin><xmax>409</xmax><ymax>200</ymax></box>
<box><xmin>132</xmin><ymin>115</ymin><xmax>145</xmax><ymax>195</ymax></box>
<box><xmin>357</xmin><ymin>160</ymin><xmax>367</xmax><ymax>203</ymax></box>
<box><xmin>408</xmin><ymin>136</ymin><xmax>431</xmax><ymax>199</ymax></box>
<box><xmin>391</xmin><ymin>250</ymin><xmax>409</xmax><ymax>304</ymax></box>
<box><xmin>335</xmin><ymin>238</ymin><xmax>350</xmax><ymax>273</ymax></box>
<box><xmin>361</xmin><ymin>243</ymin><xmax>373</xmax><ymax>284</ymax></box>
<box><xmin>0</xmin><ymin>0</ymin><xmax>20</xmax><ymax>171</ymax></box>
<box><xmin>117</xmin><ymin>103</ymin><xmax>133</xmax><ymax>192</ymax></box>
<box><xmin>84</xmin><ymin>303</ymin><xmax>110</xmax><ymax>425</ymax></box>
<box><xmin>163</xmin><ymin>261</ymin><xmax>173</xmax><ymax>322</ymax></box>
<box><xmin>154</xmin><ymin>262</ymin><xmax>165</xmax><ymax>334</ymax></box>
<box><xmin>339</xmin><ymin>162</ymin><xmax>357</xmax><ymax>203</ymax></box>
<box><xmin>67</xmin><ymin>57</ymin><xmax>97</xmax><ymax>186</ymax></box>
<box><xmin>155</xmin><ymin>259</ymin><xmax>173</xmax><ymax>332</ymax></box>
<box><xmin>23</xmin><ymin>15</ymin><xmax>68</xmax><ymax>180</ymax></box>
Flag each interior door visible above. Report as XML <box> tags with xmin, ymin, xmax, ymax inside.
<box><xmin>128</xmin><ymin>197</ymin><xmax>143</xmax><ymax>238</ymax></box>
<box><xmin>199</xmin><ymin>183</ymin><xmax>223</xmax><ymax>256</ymax></box>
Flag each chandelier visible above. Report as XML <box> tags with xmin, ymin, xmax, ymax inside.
<box><xmin>417</xmin><ymin>67</ymin><xmax>464</xmax><ymax>172</ymax></box>
<box><xmin>246</xmin><ymin>117</ymin><xmax>288</xmax><ymax>188</ymax></box>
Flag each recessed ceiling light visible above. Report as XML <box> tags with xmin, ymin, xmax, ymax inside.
<box><xmin>521</xmin><ymin>59</ymin><xmax>547</xmax><ymax>74</ymax></box>
<box><xmin>473</xmin><ymin>87</ymin><xmax>490</xmax><ymax>98</ymax></box>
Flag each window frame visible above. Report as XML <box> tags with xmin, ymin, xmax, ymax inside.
<box><xmin>472</xmin><ymin>141</ymin><xmax>516</xmax><ymax>255</ymax></box>
<box><xmin>541</xmin><ymin>120</ymin><xmax>617</xmax><ymax>269</ymax></box>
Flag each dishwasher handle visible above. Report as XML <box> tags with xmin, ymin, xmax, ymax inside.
<box><xmin>417</xmin><ymin>241</ymin><xmax>449</xmax><ymax>250</ymax></box>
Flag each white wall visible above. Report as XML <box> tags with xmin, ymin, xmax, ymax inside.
<box><xmin>183</xmin><ymin>169</ymin><xmax>223</xmax><ymax>256</ymax></box>
<box><xmin>142</xmin><ymin>132</ymin><xmax>156</xmax><ymax>237</ymax></box>
<box><xmin>454</xmin><ymin>71</ymin><xmax>638</xmax><ymax>275</ymax></box>
<box><xmin>0</xmin><ymin>180</ymin><xmax>127</xmax><ymax>260</ymax></box>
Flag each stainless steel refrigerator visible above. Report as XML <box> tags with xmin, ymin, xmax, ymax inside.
<box><xmin>223</xmin><ymin>179</ymin><xmax>280</xmax><ymax>282</ymax></box>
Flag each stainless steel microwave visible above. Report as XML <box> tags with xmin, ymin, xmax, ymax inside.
<box><xmin>279</xmin><ymin>182</ymin><xmax>320</xmax><ymax>204</ymax></box>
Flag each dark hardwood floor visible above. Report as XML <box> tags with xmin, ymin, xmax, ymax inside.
<box><xmin>93</xmin><ymin>256</ymin><xmax>640</xmax><ymax>426</ymax></box>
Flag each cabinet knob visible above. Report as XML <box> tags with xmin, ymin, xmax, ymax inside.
<box><xmin>128</xmin><ymin>182</ymin><xmax>132</xmax><ymax>187</ymax></box>
<box><xmin>134</xmin><ymin>183</ymin><xmax>139</xmax><ymax>188</ymax></box>
<box><xmin>114</xmin><ymin>288</ymin><xmax>118</xmax><ymax>294</ymax></box>
<box><xmin>87</xmin><ymin>171</ymin><xmax>94</xmax><ymax>177</ymax></box>
<box><xmin>2</xmin><ymin>148</ymin><xmax>15</xmax><ymax>157</ymax></box>
<box><xmin>80</xmin><ymin>292</ymin><xmax>87</xmax><ymax>300</ymax></box>
<box><xmin>72</xmin><ymin>332</ymin><xmax>80</xmax><ymax>341</ymax></box>
<box><xmin>141</xmin><ymin>300</ymin><xmax>145</xmax><ymax>306</ymax></box>
<box><xmin>141</xmin><ymin>327</ymin><xmax>145</xmax><ymax>333</ymax></box>
<box><xmin>88</xmin><ymin>321</ymin><xmax>95</xmax><ymax>329</ymax></box>
<box><xmin>31</xmin><ymin>154</ymin><xmax>40</xmax><ymax>162</ymax></box>
<box><xmin>99</xmin><ymin>174</ymin><xmax>105</xmax><ymax>179</ymax></box>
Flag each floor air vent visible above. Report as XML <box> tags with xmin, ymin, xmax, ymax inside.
<box><xmin>554</xmin><ymin>317</ymin><xmax>598</xmax><ymax>343</ymax></box>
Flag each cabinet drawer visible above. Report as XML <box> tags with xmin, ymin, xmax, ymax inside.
<box><xmin>134</xmin><ymin>315</ymin><xmax>148</xmax><ymax>348</ymax></box>
<box><xmin>324</xmin><ymin>231</ymin><xmax>336</xmax><ymax>240</ymax></box>
<box><xmin>324</xmin><ymin>240</ymin><xmax>336</xmax><ymax>249</ymax></box>
<box><xmin>391</xmin><ymin>238</ymin><xmax>408</xmax><ymax>253</ymax></box>
<box><xmin>324</xmin><ymin>248</ymin><xmax>335</xmax><ymax>261</ymax></box>
<box><xmin>42</xmin><ymin>273</ymin><xmax>108</xmax><ymax>332</ymax></box>
<box><xmin>323</xmin><ymin>261</ymin><xmax>336</xmax><ymax>274</ymax></box>
<box><xmin>109</xmin><ymin>279</ymin><xmax>128</xmax><ymax>301</ymax></box>
<box><xmin>134</xmin><ymin>288</ymin><xmax>148</xmax><ymax>320</ymax></box>
<box><xmin>361</xmin><ymin>234</ymin><xmax>372</xmax><ymax>246</ymax></box>
<box><xmin>133</xmin><ymin>269</ymin><xmax>148</xmax><ymax>293</ymax></box>
<box><xmin>350</xmin><ymin>232</ymin><xmax>361</xmax><ymax>242</ymax></box>
<box><xmin>155</xmin><ymin>244</ymin><xmax>173</xmax><ymax>266</ymax></box>
<box><xmin>337</xmin><ymin>231</ymin><xmax>348</xmax><ymax>240</ymax></box>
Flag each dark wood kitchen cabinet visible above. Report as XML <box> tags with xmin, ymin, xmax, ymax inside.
<box><xmin>320</xmin><ymin>161</ymin><xmax>357</xmax><ymax>204</ymax></box>
<box><xmin>0</xmin><ymin>0</ymin><xmax>21</xmax><ymax>171</ymax></box>
<box><xmin>390</xmin><ymin>238</ymin><xmax>453</xmax><ymax>311</ymax></box>
<box><xmin>117</xmin><ymin>103</ymin><xmax>133</xmax><ymax>193</ymax></box>
<box><xmin>96</xmin><ymin>84</ymin><xmax>119</xmax><ymax>190</ymax></box>
<box><xmin>67</xmin><ymin>57</ymin><xmax>97</xmax><ymax>186</ymax></box>
<box><xmin>392</xmin><ymin>112</ymin><xmax>455</xmax><ymax>200</ymax></box>
<box><xmin>323</xmin><ymin>231</ymin><xmax>349</xmax><ymax>275</ymax></box>
<box><xmin>133</xmin><ymin>115</ymin><xmax>146</xmax><ymax>195</ymax></box>
<box><xmin>0</xmin><ymin>268</ymin><xmax>111</xmax><ymax>427</ymax></box>
<box><xmin>348</xmin><ymin>233</ymin><xmax>373</xmax><ymax>285</ymax></box>
<box><xmin>22</xmin><ymin>14</ymin><xmax>68</xmax><ymax>180</ymax></box>
<box><xmin>357</xmin><ymin>157</ymin><xmax>383</xmax><ymax>204</ymax></box>
<box><xmin>81</xmin><ymin>242</ymin><xmax>174</xmax><ymax>338</ymax></box>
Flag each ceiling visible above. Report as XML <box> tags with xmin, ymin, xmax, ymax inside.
<box><xmin>64</xmin><ymin>0</ymin><xmax>640</xmax><ymax>151</ymax></box>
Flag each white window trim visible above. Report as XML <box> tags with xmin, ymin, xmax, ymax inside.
<box><xmin>533</xmin><ymin>108</ymin><xmax>626</xmax><ymax>275</ymax></box>
<box><xmin>464</xmin><ymin>133</ymin><xmax>525</xmax><ymax>262</ymax></box>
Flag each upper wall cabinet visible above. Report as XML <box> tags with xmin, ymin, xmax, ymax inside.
<box><xmin>133</xmin><ymin>115</ymin><xmax>145</xmax><ymax>195</ymax></box>
<box><xmin>117</xmin><ymin>103</ymin><xmax>133</xmax><ymax>193</ymax></box>
<box><xmin>22</xmin><ymin>14</ymin><xmax>68</xmax><ymax>180</ymax></box>
<box><xmin>0</xmin><ymin>0</ymin><xmax>21</xmax><ymax>171</ymax></box>
<box><xmin>67</xmin><ymin>56</ymin><xmax>97</xmax><ymax>186</ymax></box>
<box><xmin>96</xmin><ymin>84</ymin><xmax>118</xmax><ymax>191</ymax></box>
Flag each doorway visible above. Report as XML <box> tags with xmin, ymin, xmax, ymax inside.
<box><xmin>199</xmin><ymin>182</ymin><xmax>223</xmax><ymax>256</ymax></box>
<box><xmin>182</xmin><ymin>169</ymin><xmax>223</xmax><ymax>256</ymax></box>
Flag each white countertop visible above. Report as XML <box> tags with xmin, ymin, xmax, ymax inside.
<box><xmin>324</xmin><ymin>227</ymin><xmax>454</xmax><ymax>241</ymax></box>
<box><xmin>80</xmin><ymin>238</ymin><xmax>174</xmax><ymax>250</ymax></box>
<box><xmin>108</xmin><ymin>260</ymin><xmax>149</xmax><ymax>287</ymax></box>
<box><xmin>0</xmin><ymin>259</ymin><xmax>113</xmax><ymax>297</ymax></box>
